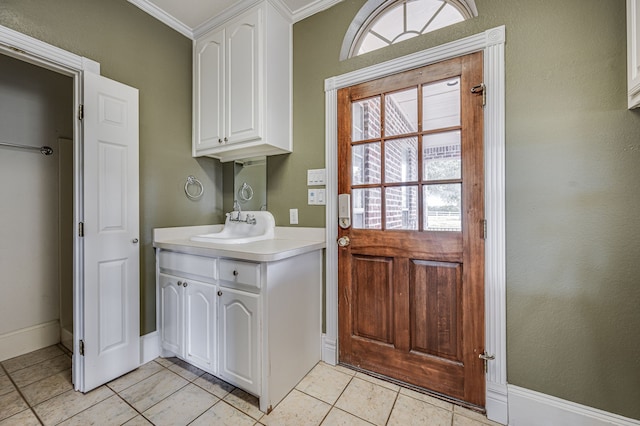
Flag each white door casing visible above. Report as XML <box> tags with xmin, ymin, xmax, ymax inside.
<box><xmin>81</xmin><ymin>71</ymin><xmax>140</xmax><ymax>392</ymax></box>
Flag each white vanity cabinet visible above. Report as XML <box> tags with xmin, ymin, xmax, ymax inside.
<box><xmin>628</xmin><ymin>0</ymin><xmax>640</xmax><ymax>108</ymax></box>
<box><xmin>193</xmin><ymin>0</ymin><xmax>292</xmax><ymax>162</ymax></box>
<box><xmin>155</xmin><ymin>246</ymin><xmax>321</xmax><ymax>413</ymax></box>
<box><xmin>158</xmin><ymin>252</ymin><xmax>217</xmax><ymax>373</ymax></box>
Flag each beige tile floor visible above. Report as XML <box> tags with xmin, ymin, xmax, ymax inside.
<box><xmin>0</xmin><ymin>345</ymin><xmax>504</xmax><ymax>426</ymax></box>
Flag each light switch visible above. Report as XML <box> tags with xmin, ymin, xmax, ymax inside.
<box><xmin>307</xmin><ymin>168</ymin><xmax>326</xmax><ymax>186</ymax></box>
<box><xmin>308</xmin><ymin>189</ymin><xmax>317</xmax><ymax>205</ymax></box>
<box><xmin>316</xmin><ymin>189</ymin><xmax>326</xmax><ymax>205</ymax></box>
<box><xmin>289</xmin><ymin>208</ymin><xmax>298</xmax><ymax>224</ymax></box>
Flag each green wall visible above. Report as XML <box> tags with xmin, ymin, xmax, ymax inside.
<box><xmin>0</xmin><ymin>0</ymin><xmax>224</xmax><ymax>336</ymax></box>
<box><xmin>290</xmin><ymin>0</ymin><xmax>640</xmax><ymax>420</ymax></box>
<box><xmin>3</xmin><ymin>0</ymin><xmax>639</xmax><ymax>420</ymax></box>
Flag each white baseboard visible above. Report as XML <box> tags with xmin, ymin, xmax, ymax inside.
<box><xmin>508</xmin><ymin>385</ymin><xmax>640</xmax><ymax>426</ymax></box>
<box><xmin>140</xmin><ymin>331</ymin><xmax>160</xmax><ymax>364</ymax></box>
<box><xmin>321</xmin><ymin>333</ymin><xmax>337</xmax><ymax>365</ymax></box>
<box><xmin>487</xmin><ymin>382</ymin><xmax>509</xmax><ymax>424</ymax></box>
<box><xmin>60</xmin><ymin>327</ymin><xmax>73</xmax><ymax>352</ymax></box>
<box><xmin>0</xmin><ymin>320</ymin><xmax>60</xmax><ymax>361</ymax></box>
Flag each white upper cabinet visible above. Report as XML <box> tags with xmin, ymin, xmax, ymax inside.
<box><xmin>194</xmin><ymin>1</ymin><xmax>292</xmax><ymax>162</ymax></box>
<box><xmin>628</xmin><ymin>0</ymin><xmax>640</xmax><ymax>108</ymax></box>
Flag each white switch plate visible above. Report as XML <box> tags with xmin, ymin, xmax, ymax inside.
<box><xmin>308</xmin><ymin>189</ymin><xmax>326</xmax><ymax>205</ymax></box>
<box><xmin>289</xmin><ymin>208</ymin><xmax>298</xmax><ymax>224</ymax></box>
<box><xmin>307</xmin><ymin>168</ymin><xmax>326</xmax><ymax>186</ymax></box>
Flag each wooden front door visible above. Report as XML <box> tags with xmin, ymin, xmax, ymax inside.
<box><xmin>337</xmin><ymin>52</ymin><xmax>485</xmax><ymax>407</ymax></box>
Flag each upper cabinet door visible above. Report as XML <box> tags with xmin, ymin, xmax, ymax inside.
<box><xmin>628</xmin><ymin>0</ymin><xmax>640</xmax><ymax>108</ymax></box>
<box><xmin>194</xmin><ymin>28</ymin><xmax>225</xmax><ymax>153</ymax></box>
<box><xmin>226</xmin><ymin>8</ymin><xmax>261</xmax><ymax>144</ymax></box>
<box><xmin>192</xmin><ymin>1</ymin><xmax>292</xmax><ymax>162</ymax></box>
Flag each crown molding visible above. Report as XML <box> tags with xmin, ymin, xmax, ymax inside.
<box><xmin>130</xmin><ymin>0</ymin><xmax>342</xmax><ymax>40</ymax></box>
<box><xmin>290</xmin><ymin>0</ymin><xmax>344</xmax><ymax>22</ymax></box>
<box><xmin>127</xmin><ymin>0</ymin><xmax>194</xmax><ymax>39</ymax></box>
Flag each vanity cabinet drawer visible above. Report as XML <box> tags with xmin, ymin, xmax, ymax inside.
<box><xmin>158</xmin><ymin>251</ymin><xmax>215</xmax><ymax>282</ymax></box>
<box><xmin>219</xmin><ymin>259</ymin><xmax>261</xmax><ymax>291</ymax></box>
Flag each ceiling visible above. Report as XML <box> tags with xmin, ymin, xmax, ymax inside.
<box><xmin>128</xmin><ymin>0</ymin><xmax>342</xmax><ymax>39</ymax></box>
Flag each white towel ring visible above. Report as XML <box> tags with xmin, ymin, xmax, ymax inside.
<box><xmin>185</xmin><ymin>176</ymin><xmax>204</xmax><ymax>200</ymax></box>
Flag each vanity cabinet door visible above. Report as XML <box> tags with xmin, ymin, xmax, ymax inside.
<box><xmin>159</xmin><ymin>274</ymin><xmax>183</xmax><ymax>356</ymax></box>
<box><xmin>184</xmin><ymin>280</ymin><xmax>217</xmax><ymax>373</ymax></box>
<box><xmin>218</xmin><ymin>287</ymin><xmax>260</xmax><ymax>395</ymax></box>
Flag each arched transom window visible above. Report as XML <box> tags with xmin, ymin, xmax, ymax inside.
<box><xmin>341</xmin><ymin>0</ymin><xmax>477</xmax><ymax>60</ymax></box>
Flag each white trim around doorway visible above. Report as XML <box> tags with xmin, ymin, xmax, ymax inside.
<box><xmin>323</xmin><ymin>26</ymin><xmax>507</xmax><ymax>424</ymax></box>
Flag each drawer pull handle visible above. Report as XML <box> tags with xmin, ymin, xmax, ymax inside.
<box><xmin>233</xmin><ymin>270</ymin><xmax>239</xmax><ymax>277</ymax></box>
<box><xmin>177</xmin><ymin>281</ymin><xmax>182</xmax><ymax>286</ymax></box>
<box><xmin>217</xmin><ymin>290</ymin><xmax>222</xmax><ymax>296</ymax></box>
<box><xmin>183</xmin><ymin>282</ymin><xmax>188</xmax><ymax>287</ymax></box>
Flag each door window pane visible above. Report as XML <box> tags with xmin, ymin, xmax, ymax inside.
<box><xmin>352</xmin><ymin>142</ymin><xmax>381</xmax><ymax>185</ymax></box>
<box><xmin>385</xmin><ymin>137</ymin><xmax>418</xmax><ymax>183</ymax></box>
<box><xmin>386</xmin><ymin>186</ymin><xmax>418</xmax><ymax>230</ymax></box>
<box><xmin>423</xmin><ymin>184</ymin><xmax>461</xmax><ymax>231</ymax></box>
<box><xmin>423</xmin><ymin>131</ymin><xmax>461</xmax><ymax>180</ymax></box>
<box><xmin>423</xmin><ymin>77</ymin><xmax>460</xmax><ymax>131</ymax></box>
<box><xmin>385</xmin><ymin>88</ymin><xmax>417</xmax><ymax>136</ymax></box>
<box><xmin>352</xmin><ymin>97</ymin><xmax>381</xmax><ymax>141</ymax></box>
<box><xmin>352</xmin><ymin>188</ymin><xmax>382</xmax><ymax>229</ymax></box>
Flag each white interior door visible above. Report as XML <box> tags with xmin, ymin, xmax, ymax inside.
<box><xmin>77</xmin><ymin>71</ymin><xmax>140</xmax><ymax>392</ymax></box>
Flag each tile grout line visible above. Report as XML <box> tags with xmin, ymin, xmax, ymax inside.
<box><xmin>0</xmin><ymin>361</ymin><xmax>45</xmax><ymax>425</ymax></box>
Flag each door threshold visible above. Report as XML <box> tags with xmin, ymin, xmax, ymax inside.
<box><xmin>339</xmin><ymin>362</ymin><xmax>485</xmax><ymax>414</ymax></box>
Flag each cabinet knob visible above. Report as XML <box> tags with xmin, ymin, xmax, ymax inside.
<box><xmin>183</xmin><ymin>282</ymin><xmax>188</xmax><ymax>287</ymax></box>
<box><xmin>177</xmin><ymin>281</ymin><xmax>182</xmax><ymax>286</ymax></box>
<box><xmin>217</xmin><ymin>290</ymin><xmax>222</xmax><ymax>296</ymax></box>
<box><xmin>224</xmin><ymin>137</ymin><xmax>228</xmax><ymax>142</ymax></box>
<box><xmin>218</xmin><ymin>138</ymin><xmax>223</xmax><ymax>144</ymax></box>
<box><xmin>233</xmin><ymin>270</ymin><xmax>239</xmax><ymax>277</ymax></box>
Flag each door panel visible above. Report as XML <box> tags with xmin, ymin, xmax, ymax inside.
<box><xmin>80</xmin><ymin>72</ymin><xmax>139</xmax><ymax>392</ymax></box>
<box><xmin>410</xmin><ymin>260</ymin><xmax>462</xmax><ymax>361</ymax></box>
<box><xmin>338</xmin><ymin>52</ymin><xmax>484</xmax><ymax>407</ymax></box>
<box><xmin>352</xmin><ymin>255</ymin><xmax>394</xmax><ymax>344</ymax></box>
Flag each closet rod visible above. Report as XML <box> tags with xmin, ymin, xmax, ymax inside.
<box><xmin>0</xmin><ymin>140</ymin><xmax>53</xmax><ymax>155</ymax></box>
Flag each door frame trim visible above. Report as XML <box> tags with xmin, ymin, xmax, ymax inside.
<box><xmin>0</xmin><ymin>24</ymin><xmax>99</xmax><ymax>391</ymax></box>
<box><xmin>323</xmin><ymin>26</ymin><xmax>507</xmax><ymax>423</ymax></box>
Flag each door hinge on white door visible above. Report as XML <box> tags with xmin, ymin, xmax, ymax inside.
<box><xmin>78</xmin><ymin>104</ymin><xmax>84</xmax><ymax>120</ymax></box>
<box><xmin>78</xmin><ymin>222</ymin><xmax>84</xmax><ymax>237</ymax></box>
<box><xmin>79</xmin><ymin>339</ymin><xmax>85</xmax><ymax>356</ymax></box>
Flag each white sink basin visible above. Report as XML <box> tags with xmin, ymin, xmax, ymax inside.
<box><xmin>190</xmin><ymin>211</ymin><xmax>275</xmax><ymax>244</ymax></box>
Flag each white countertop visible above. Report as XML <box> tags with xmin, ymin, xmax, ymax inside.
<box><xmin>153</xmin><ymin>225</ymin><xmax>326</xmax><ymax>262</ymax></box>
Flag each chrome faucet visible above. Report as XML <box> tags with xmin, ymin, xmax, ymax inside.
<box><xmin>228</xmin><ymin>201</ymin><xmax>256</xmax><ymax>225</ymax></box>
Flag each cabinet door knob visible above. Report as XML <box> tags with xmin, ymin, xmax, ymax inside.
<box><xmin>224</xmin><ymin>137</ymin><xmax>228</xmax><ymax>142</ymax></box>
<box><xmin>177</xmin><ymin>281</ymin><xmax>182</xmax><ymax>286</ymax></box>
<box><xmin>218</xmin><ymin>138</ymin><xmax>223</xmax><ymax>144</ymax></box>
<box><xmin>217</xmin><ymin>290</ymin><xmax>222</xmax><ymax>296</ymax></box>
<box><xmin>233</xmin><ymin>270</ymin><xmax>239</xmax><ymax>277</ymax></box>
<box><xmin>183</xmin><ymin>282</ymin><xmax>188</xmax><ymax>287</ymax></box>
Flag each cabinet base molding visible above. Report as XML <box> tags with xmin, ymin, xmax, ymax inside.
<box><xmin>508</xmin><ymin>385</ymin><xmax>640</xmax><ymax>426</ymax></box>
<box><xmin>0</xmin><ymin>320</ymin><xmax>60</xmax><ymax>362</ymax></box>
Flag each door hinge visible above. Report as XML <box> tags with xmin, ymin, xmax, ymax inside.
<box><xmin>482</xmin><ymin>219</ymin><xmax>487</xmax><ymax>239</ymax></box>
<box><xmin>78</xmin><ymin>104</ymin><xmax>84</xmax><ymax>120</ymax></box>
<box><xmin>78</xmin><ymin>222</ymin><xmax>84</xmax><ymax>237</ymax></box>
<box><xmin>471</xmin><ymin>83</ymin><xmax>486</xmax><ymax>107</ymax></box>
<box><xmin>79</xmin><ymin>339</ymin><xmax>85</xmax><ymax>356</ymax></box>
